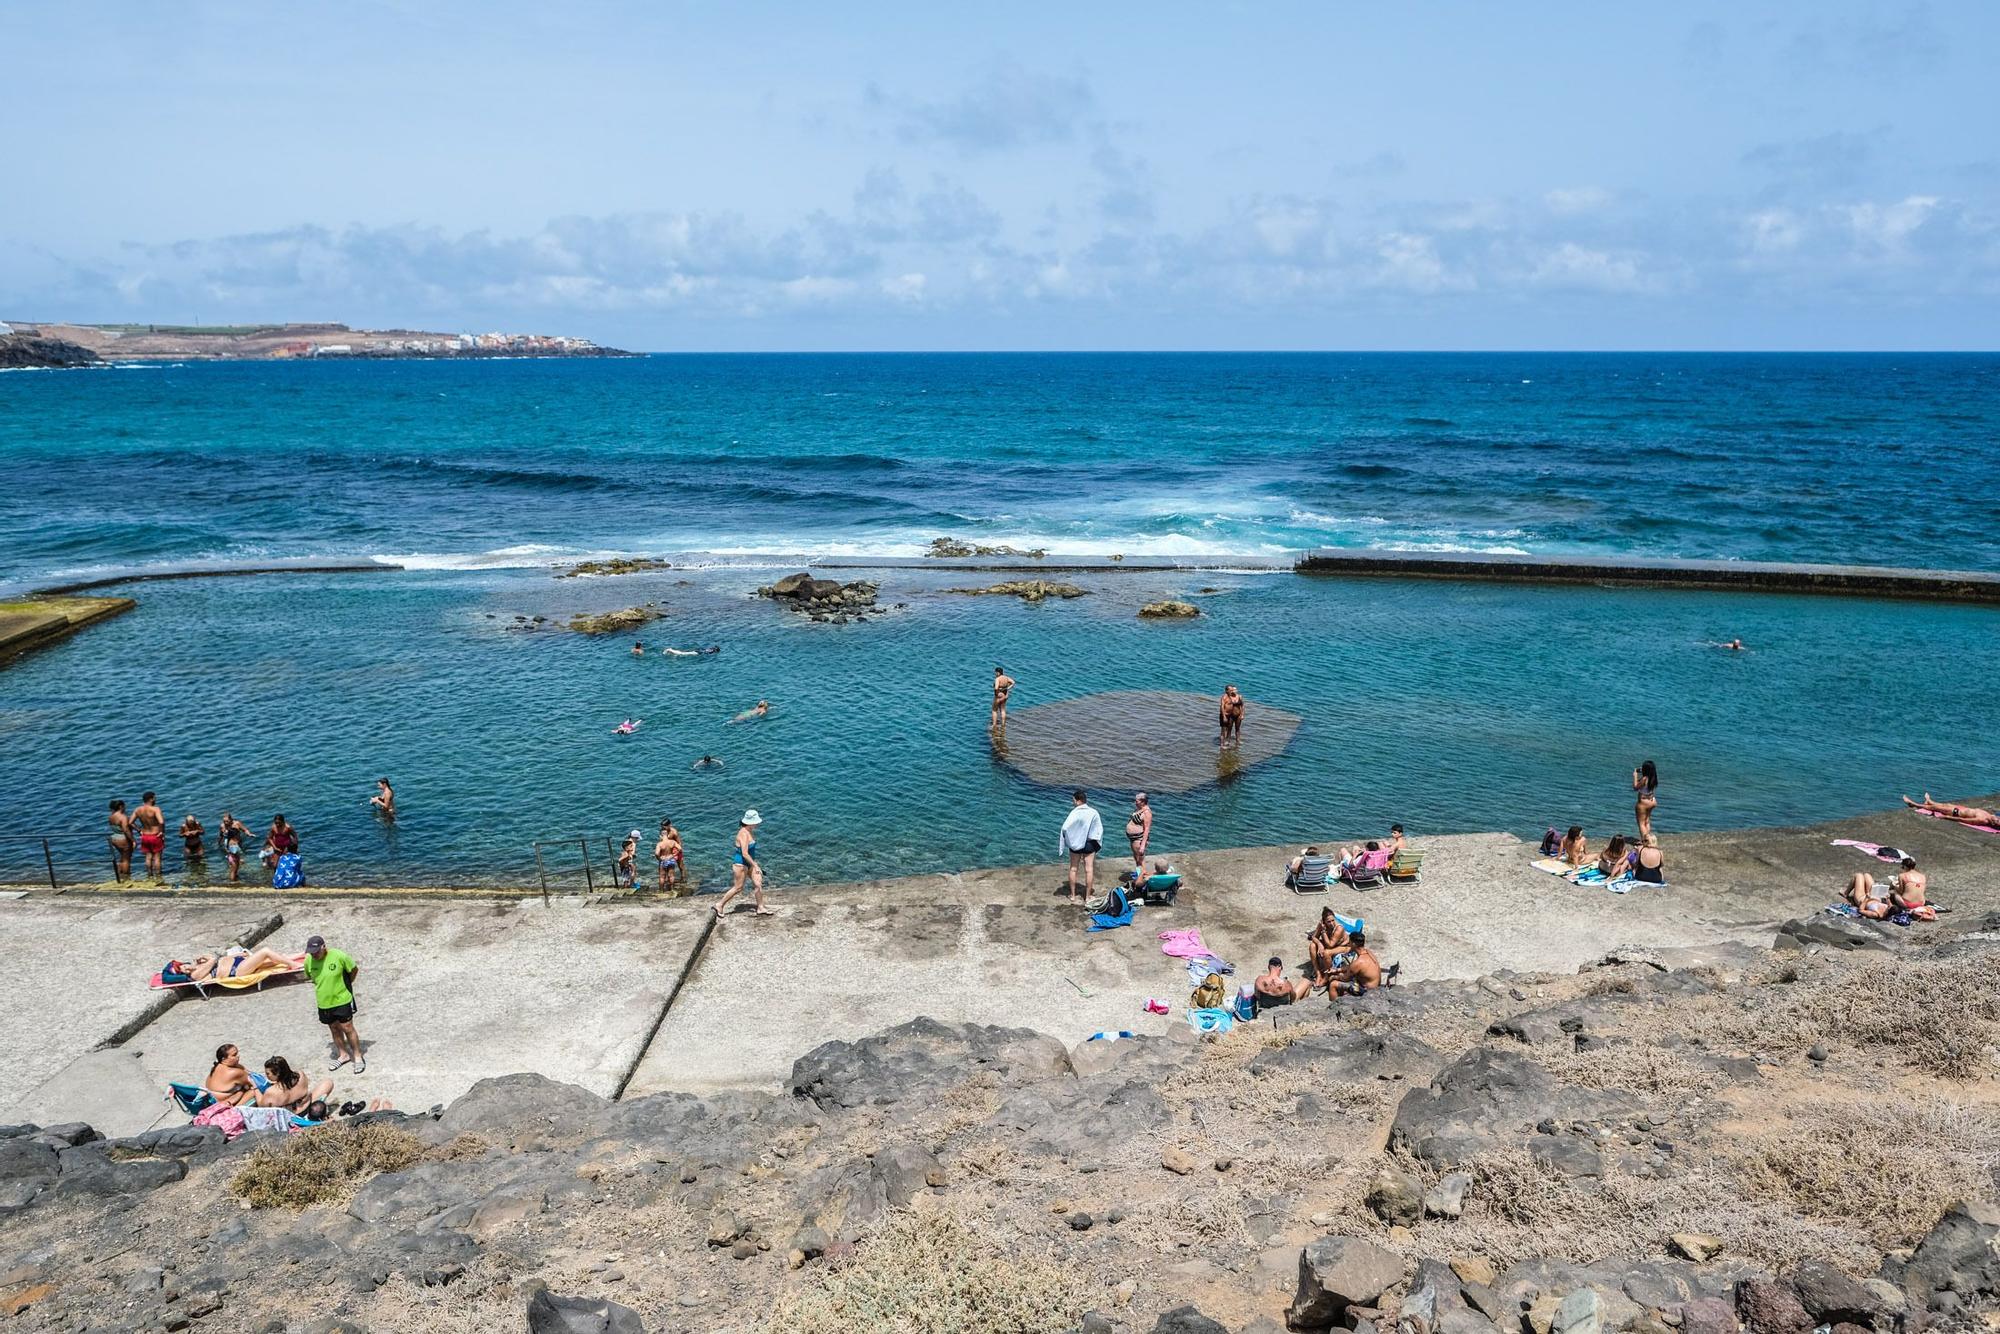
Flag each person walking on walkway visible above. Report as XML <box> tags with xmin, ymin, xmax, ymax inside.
<box><xmin>715</xmin><ymin>810</ymin><xmax>771</xmax><ymax>918</ymax></box>
<box><xmin>303</xmin><ymin>933</ymin><xmax>365</xmax><ymax>1074</ymax></box>
<box><xmin>1060</xmin><ymin>789</ymin><xmax>1103</xmax><ymax>905</ymax></box>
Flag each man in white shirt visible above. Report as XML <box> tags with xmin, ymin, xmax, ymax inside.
<box><xmin>1059</xmin><ymin>788</ymin><xmax>1103</xmax><ymax>905</ymax></box>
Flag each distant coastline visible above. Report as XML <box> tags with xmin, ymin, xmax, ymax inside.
<box><xmin>0</xmin><ymin>319</ymin><xmax>632</xmax><ymax>362</ymax></box>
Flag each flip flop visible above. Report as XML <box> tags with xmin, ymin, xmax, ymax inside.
<box><xmin>753</xmin><ymin>908</ymin><xmax>778</xmax><ymax>917</ymax></box>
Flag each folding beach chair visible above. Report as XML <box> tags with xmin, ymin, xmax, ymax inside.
<box><xmin>166</xmin><ymin>1082</ymin><xmax>214</xmax><ymax>1117</ymax></box>
<box><xmin>1386</xmin><ymin>849</ymin><xmax>1425</xmax><ymax>885</ymax></box>
<box><xmin>1287</xmin><ymin>854</ymin><xmax>1334</xmax><ymax>895</ymax></box>
<box><xmin>1339</xmin><ymin>854</ymin><xmax>1390</xmax><ymax>891</ymax></box>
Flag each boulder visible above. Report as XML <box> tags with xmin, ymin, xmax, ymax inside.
<box><xmin>1365</xmin><ymin>1164</ymin><xmax>1423</xmax><ymax>1227</ymax></box>
<box><xmin>439</xmin><ymin>1073</ymin><xmax>606</xmax><ymax>1139</ymax></box>
<box><xmin>1289</xmin><ymin>1236</ymin><xmax>1406</xmax><ymax>1330</ymax></box>
<box><xmin>1138</xmin><ymin>600</ymin><xmax>1200</xmax><ymax>619</ymax></box>
<box><xmin>526</xmin><ymin>1290</ymin><xmax>646</xmax><ymax>1334</ymax></box>
<box><xmin>1786</xmin><ymin>1261</ymin><xmax>1878</xmax><ymax>1327</ymax></box>
<box><xmin>1554</xmin><ymin>1288</ymin><xmax>1604</xmax><ymax>1334</ymax></box>
<box><xmin>1879</xmin><ymin>1199</ymin><xmax>2000</xmax><ymax>1310</ymax></box>
<box><xmin>1150</xmin><ymin>1307</ymin><xmax>1228</xmax><ymax>1334</ymax></box>
<box><xmin>1388</xmin><ymin>1047</ymin><xmax>1635</xmax><ymax>1177</ymax></box>
<box><xmin>564</xmin><ymin>606</ymin><xmax>663</xmax><ymax>635</ymax></box>
<box><xmin>1425</xmin><ymin>1172</ymin><xmax>1471</xmax><ymax>1220</ymax></box>
<box><xmin>1773</xmin><ymin>915</ymin><xmax>1892</xmax><ymax>952</ymax></box>
<box><xmin>1670</xmin><ymin>1234</ymin><xmax>1723</xmax><ymax>1263</ymax></box>
<box><xmin>1680</xmin><ymin>1296</ymin><xmax>1741</xmax><ymax>1334</ymax></box>
<box><xmin>789</xmin><ymin>1018</ymin><xmax>1069</xmax><ymax>1110</ymax></box>
<box><xmin>1734</xmin><ymin>1275</ymin><xmax>1812</xmax><ymax>1334</ymax></box>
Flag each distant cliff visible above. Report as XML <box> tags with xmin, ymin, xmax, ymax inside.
<box><xmin>0</xmin><ymin>321</ymin><xmax>632</xmax><ymax>362</ymax></box>
<box><xmin>0</xmin><ymin>333</ymin><xmax>102</xmax><ymax>369</ymax></box>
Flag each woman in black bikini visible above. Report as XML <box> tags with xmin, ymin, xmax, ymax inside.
<box><xmin>258</xmin><ymin>1055</ymin><xmax>333</xmax><ymax>1111</ymax></box>
<box><xmin>180</xmin><ymin>947</ymin><xmax>298</xmax><ymax>982</ymax></box>
<box><xmin>205</xmin><ymin>1044</ymin><xmax>260</xmax><ymax>1107</ymax></box>
<box><xmin>1632</xmin><ymin>761</ymin><xmax>1659</xmax><ymax>846</ymax></box>
<box><xmin>107</xmin><ymin>799</ymin><xmax>133</xmax><ymax>882</ymax></box>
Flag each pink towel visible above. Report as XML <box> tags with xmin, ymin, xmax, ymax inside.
<box><xmin>1831</xmin><ymin>839</ymin><xmax>1906</xmax><ymax>863</ymax></box>
<box><xmin>1912</xmin><ymin>809</ymin><xmax>2000</xmax><ymax>834</ymax></box>
<box><xmin>1158</xmin><ymin>928</ymin><xmax>1210</xmax><ymax>958</ymax></box>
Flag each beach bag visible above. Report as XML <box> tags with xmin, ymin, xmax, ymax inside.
<box><xmin>161</xmin><ymin>960</ymin><xmax>193</xmax><ymax>986</ymax></box>
<box><xmin>1232</xmin><ymin>986</ymin><xmax>1258</xmax><ymax>1022</ymax></box>
<box><xmin>1190</xmin><ymin>973</ymin><xmax>1227</xmax><ymax>1010</ymax></box>
<box><xmin>272</xmin><ymin>853</ymin><xmax>303</xmax><ymax>889</ymax></box>
<box><xmin>1538</xmin><ymin>827</ymin><xmax>1561</xmax><ymax>856</ymax></box>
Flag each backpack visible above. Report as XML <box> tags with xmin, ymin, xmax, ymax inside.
<box><xmin>1190</xmin><ymin>973</ymin><xmax>1227</xmax><ymax>1010</ymax></box>
<box><xmin>1538</xmin><ymin>827</ymin><xmax>1561</xmax><ymax>856</ymax></box>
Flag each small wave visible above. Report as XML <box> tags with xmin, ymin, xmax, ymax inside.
<box><xmin>377</xmin><ymin>544</ymin><xmax>575</xmax><ymax>571</ymax></box>
<box><xmin>1367</xmin><ymin>541</ymin><xmax>1534</xmax><ymax>556</ymax></box>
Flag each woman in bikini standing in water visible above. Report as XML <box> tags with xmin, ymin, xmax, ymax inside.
<box><xmin>1632</xmin><ymin>761</ymin><xmax>1659</xmax><ymax>846</ymax></box>
<box><xmin>107</xmin><ymin>799</ymin><xmax>133</xmax><ymax>882</ymax></box>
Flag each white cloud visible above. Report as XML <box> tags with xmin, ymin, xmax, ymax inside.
<box><xmin>1544</xmin><ymin>186</ymin><xmax>1611</xmax><ymax>215</ymax></box>
<box><xmin>1530</xmin><ymin>242</ymin><xmax>1655</xmax><ymax>293</ymax></box>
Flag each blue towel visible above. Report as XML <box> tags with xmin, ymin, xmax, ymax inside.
<box><xmin>1088</xmin><ymin>904</ymin><xmax>1136</xmax><ymax>931</ymax></box>
<box><xmin>1186</xmin><ymin>1007</ymin><xmax>1235</xmax><ymax>1035</ymax></box>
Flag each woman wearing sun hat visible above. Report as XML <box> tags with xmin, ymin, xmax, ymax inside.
<box><xmin>714</xmin><ymin>809</ymin><xmax>771</xmax><ymax>918</ymax></box>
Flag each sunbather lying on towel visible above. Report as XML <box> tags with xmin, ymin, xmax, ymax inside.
<box><xmin>1844</xmin><ymin>858</ymin><xmax>1928</xmax><ymax>920</ymax></box>
<box><xmin>179</xmin><ymin>947</ymin><xmax>299</xmax><ymax>983</ymax></box>
<box><xmin>1903</xmin><ymin>794</ymin><xmax>1998</xmax><ymax>827</ymax></box>
<box><xmin>1325</xmin><ymin>933</ymin><xmax>1385</xmax><ymax>995</ymax></box>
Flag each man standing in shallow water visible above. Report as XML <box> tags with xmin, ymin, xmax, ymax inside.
<box><xmin>1218</xmin><ymin>685</ymin><xmax>1246</xmax><ymax>749</ymax></box>
<box><xmin>132</xmin><ymin>791</ymin><xmax>167</xmax><ymax>880</ymax></box>
<box><xmin>991</xmin><ymin>665</ymin><xmax>1015</xmax><ymax>729</ymax></box>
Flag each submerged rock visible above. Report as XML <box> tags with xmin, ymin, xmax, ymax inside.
<box><xmin>941</xmin><ymin>580</ymin><xmax>1088</xmax><ymax>602</ymax></box>
<box><xmin>1137</xmin><ymin>600</ymin><xmax>1200</xmax><ymax>619</ymax></box>
<box><xmin>564</xmin><ymin>605</ymin><xmax>663</xmax><ymax>635</ymax></box>
<box><xmin>554</xmin><ymin>558</ymin><xmax>670</xmax><ymax>579</ymax></box>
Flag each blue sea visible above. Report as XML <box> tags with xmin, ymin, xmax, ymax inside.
<box><xmin>1</xmin><ymin>353</ymin><xmax>1997</xmax><ymax>887</ymax></box>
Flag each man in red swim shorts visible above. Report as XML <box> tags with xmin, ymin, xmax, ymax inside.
<box><xmin>133</xmin><ymin>790</ymin><xmax>167</xmax><ymax>880</ymax></box>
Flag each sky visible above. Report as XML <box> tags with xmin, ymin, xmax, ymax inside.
<box><xmin>4</xmin><ymin>1</ymin><xmax>1997</xmax><ymax>350</ymax></box>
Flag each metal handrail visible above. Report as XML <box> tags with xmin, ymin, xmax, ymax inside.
<box><xmin>0</xmin><ymin>832</ymin><xmax>121</xmax><ymax>888</ymax></box>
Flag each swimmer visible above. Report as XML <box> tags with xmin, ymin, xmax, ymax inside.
<box><xmin>1724</xmin><ymin>639</ymin><xmax>1743</xmax><ymax>651</ymax></box>
<box><xmin>631</xmin><ymin>642</ymin><xmax>646</xmax><ymax>656</ymax></box>
<box><xmin>369</xmin><ymin>777</ymin><xmax>395</xmax><ymax>819</ymax></box>
<box><xmin>729</xmin><ymin>700</ymin><xmax>771</xmax><ymax>724</ymax></box>
<box><xmin>613</xmin><ymin>718</ymin><xmax>642</xmax><ymax>735</ymax></box>
<box><xmin>692</xmin><ymin>755</ymin><xmax>724</xmax><ymax>770</ymax></box>
<box><xmin>662</xmin><ymin>647</ymin><xmax>697</xmax><ymax>657</ymax></box>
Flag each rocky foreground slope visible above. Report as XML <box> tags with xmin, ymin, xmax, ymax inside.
<box><xmin>2</xmin><ymin>911</ymin><xmax>1996</xmax><ymax>1334</ymax></box>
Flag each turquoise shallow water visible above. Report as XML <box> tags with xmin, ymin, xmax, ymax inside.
<box><xmin>0</xmin><ymin>564</ymin><xmax>1993</xmax><ymax>887</ymax></box>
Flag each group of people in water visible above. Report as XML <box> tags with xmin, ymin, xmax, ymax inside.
<box><xmin>106</xmin><ymin>796</ymin><xmax>316</xmax><ymax>885</ymax></box>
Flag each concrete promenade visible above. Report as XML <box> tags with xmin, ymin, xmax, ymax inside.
<box><xmin>1</xmin><ymin>798</ymin><xmax>1994</xmax><ymax>1132</ymax></box>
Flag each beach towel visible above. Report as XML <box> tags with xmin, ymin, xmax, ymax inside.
<box><xmin>1158</xmin><ymin>928</ymin><xmax>1210</xmax><ymax>958</ymax></box>
<box><xmin>1088</xmin><ymin>894</ymin><xmax>1136</xmax><ymax>932</ymax></box>
<box><xmin>1186</xmin><ymin>956</ymin><xmax>1235</xmax><ymax>986</ymax></box>
<box><xmin>1912</xmin><ymin>809</ymin><xmax>2000</xmax><ymax>834</ymax></box>
<box><xmin>1825</xmin><ymin>901</ymin><xmax>1942</xmax><ymax>927</ymax></box>
<box><xmin>1532</xmin><ymin>857</ymin><xmax>1580</xmax><ymax>877</ymax></box>
<box><xmin>272</xmin><ymin>852</ymin><xmax>304</xmax><ymax>889</ymax></box>
<box><xmin>1186</xmin><ymin>1007</ymin><xmax>1235</xmax><ymax>1036</ymax></box>
<box><xmin>1832</xmin><ymin>839</ymin><xmax>1910</xmax><ymax>863</ymax></box>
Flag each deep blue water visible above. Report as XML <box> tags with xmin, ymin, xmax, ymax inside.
<box><xmin>3</xmin><ymin>353</ymin><xmax>1999</xmax><ymax>581</ymax></box>
<box><xmin>2</xmin><ymin>354</ymin><xmax>1997</xmax><ymax>887</ymax></box>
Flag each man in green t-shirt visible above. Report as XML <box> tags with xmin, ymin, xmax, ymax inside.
<box><xmin>302</xmin><ymin>934</ymin><xmax>365</xmax><ymax>1073</ymax></box>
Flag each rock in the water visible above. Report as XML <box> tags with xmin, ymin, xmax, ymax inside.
<box><xmin>564</xmin><ymin>605</ymin><xmax>663</xmax><ymax>635</ymax></box>
<box><xmin>1149</xmin><ymin>1306</ymin><xmax>1228</xmax><ymax>1334</ymax></box>
<box><xmin>1290</xmin><ymin>1236</ymin><xmax>1407</xmax><ymax>1330</ymax></box>
<box><xmin>1879</xmin><ymin>1199</ymin><xmax>2000</xmax><ymax>1309</ymax></box>
<box><xmin>555</xmin><ymin>558</ymin><xmax>670</xmax><ymax>579</ymax></box>
<box><xmin>1670</xmin><ymin>1233</ymin><xmax>1723</xmax><ymax>1263</ymax></box>
<box><xmin>0</xmin><ymin>334</ymin><xmax>102</xmax><ymax>370</ymax></box>
<box><xmin>1365</xmin><ymin>1164</ymin><xmax>1423</xmax><ymax>1226</ymax></box>
<box><xmin>525</xmin><ymin>1289</ymin><xmax>645</xmax><ymax>1334</ymax></box>
<box><xmin>925</xmin><ymin>537</ymin><xmax>1047</xmax><ymax>559</ymax></box>
<box><xmin>941</xmin><ymin>580</ymin><xmax>1088</xmax><ymax>602</ymax></box>
<box><xmin>757</xmin><ymin>572</ymin><xmax>881</xmax><ymax>619</ymax></box>
<box><xmin>1137</xmin><ymin>600</ymin><xmax>1200</xmax><ymax>619</ymax></box>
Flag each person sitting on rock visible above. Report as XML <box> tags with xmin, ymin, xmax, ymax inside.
<box><xmin>1253</xmin><ymin>956</ymin><xmax>1312</xmax><ymax>1009</ymax></box>
<box><xmin>1844</xmin><ymin>857</ymin><xmax>1927</xmax><ymax>919</ymax></box>
<box><xmin>1306</xmin><ymin>908</ymin><xmax>1353</xmax><ymax>988</ymax></box>
<box><xmin>1326</xmin><ymin>932</ymin><xmax>1385</xmax><ymax>995</ymax></box>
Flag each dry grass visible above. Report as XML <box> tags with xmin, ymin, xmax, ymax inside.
<box><xmin>1531</xmin><ymin>1043</ymin><xmax>1722</xmax><ymax>1100</ymax></box>
<box><xmin>919</xmin><ymin>1073</ymin><xmax>1005</xmax><ymax>1152</ymax></box>
<box><xmin>228</xmin><ymin>1122</ymin><xmax>425</xmax><ymax>1209</ymax></box>
<box><xmin>432</xmin><ymin>1133</ymin><xmax>494</xmax><ymax>1162</ymax></box>
<box><xmin>765</xmin><ymin>1203</ymin><xmax>1094</xmax><ymax>1334</ymax></box>
<box><xmin>1732</xmin><ymin>1095</ymin><xmax>2000</xmax><ymax>1246</ymax></box>
<box><xmin>1699</xmin><ymin>952</ymin><xmax>2000</xmax><ymax>1079</ymax></box>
